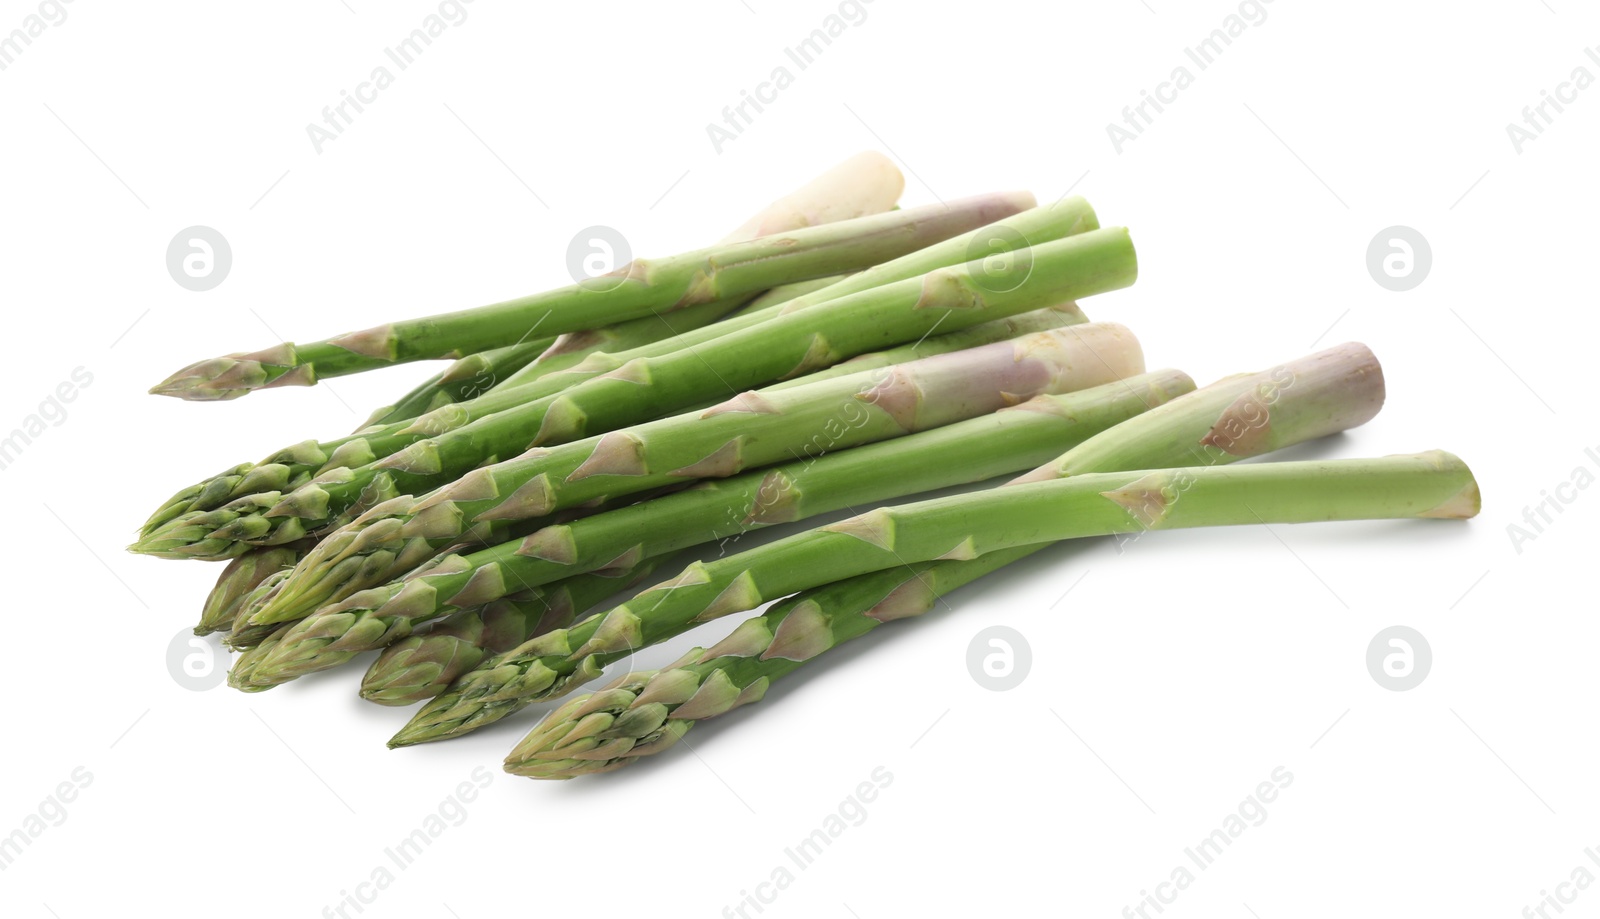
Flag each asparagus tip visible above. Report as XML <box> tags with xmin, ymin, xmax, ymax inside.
<box><xmin>149</xmin><ymin>357</ymin><xmax>266</xmax><ymax>401</ymax></box>
<box><xmin>500</xmin><ymin>671</ymin><xmax>704</xmax><ymax>779</ymax></box>
<box><xmin>360</xmin><ymin>636</ymin><xmax>482</xmax><ymax>707</ymax></box>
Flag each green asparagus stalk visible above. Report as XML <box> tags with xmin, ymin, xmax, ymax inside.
<box><xmin>491</xmin><ymin>450</ymin><xmax>1477</xmax><ymax>771</ymax></box>
<box><xmin>194</xmin><ymin>543</ymin><xmax>309</xmax><ymax>635</ymax></box>
<box><xmin>247</xmin><ymin>322</ymin><xmax>1147</xmax><ymax>682</ymax></box>
<box><xmin>149</xmin><ymin>193</ymin><xmax>1030</xmax><ymax>401</ymax></box>
<box><xmin>137</xmin><ymin>221</ymin><xmax>1133</xmax><ymax>566</ymax></box>
<box><xmin>398</xmin><ymin>343</ymin><xmax>1389</xmax><ymax>745</ymax></box>
<box><xmin>358</xmin><ymin>558</ymin><xmax>670</xmax><ymax>705</ymax></box>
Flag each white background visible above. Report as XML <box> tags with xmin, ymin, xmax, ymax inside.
<box><xmin>1</xmin><ymin>1</ymin><xmax>1596</xmax><ymax>917</ymax></box>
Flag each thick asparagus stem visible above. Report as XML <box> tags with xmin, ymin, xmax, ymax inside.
<box><xmin>402</xmin><ymin>343</ymin><xmax>1390</xmax><ymax>746</ymax></box>
<box><xmin>248</xmin><ymin>322</ymin><xmax>1147</xmax><ymax>682</ymax></box>
<box><xmin>149</xmin><ymin>193</ymin><xmax>1031</xmax><ymax>401</ymax></box>
<box><xmin>1013</xmin><ymin>342</ymin><xmax>1386</xmax><ymax>480</ymax></box>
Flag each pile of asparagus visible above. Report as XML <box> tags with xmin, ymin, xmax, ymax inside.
<box><xmin>135</xmin><ymin>152</ymin><xmax>1479</xmax><ymax>780</ymax></box>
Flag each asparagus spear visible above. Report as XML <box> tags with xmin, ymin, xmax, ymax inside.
<box><xmin>246</xmin><ymin>322</ymin><xmax>1147</xmax><ymax>682</ymax></box>
<box><xmin>397</xmin><ymin>343</ymin><xmax>1388</xmax><ymax>745</ymax></box>
<box><xmin>358</xmin><ymin>559</ymin><xmax>669</xmax><ymax>705</ymax></box>
<box><xmin>493</xmin><ymin>449</ymin><xmax>1477</xmax><ymax>772</ymax></box>
<box><xmin>149</xmin><ymin>193</ymin><xmax>1030</xmax><ymax>401</ymax></box>
<box><xmin>194</xmin><ymin>543</ymin><xmax>308</xmax><ymax>635</ymax></box>
<box><xmin>136</xmin><ymin>220</ymin><xmax>1134</xmax><ymax>563</ymax></box>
